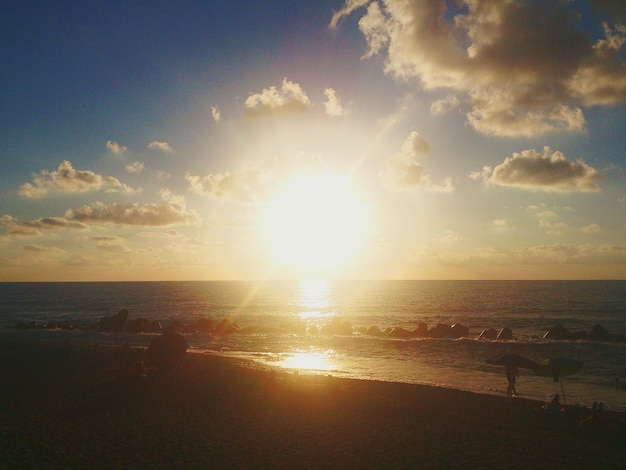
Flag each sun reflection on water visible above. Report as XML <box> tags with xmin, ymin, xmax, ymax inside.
<box><xmin>296</xmin><ymin>279</ymin><xmax>334</xmax><ymax>321</ymax></box>
<box><xmin>281</xmin><ymin>351</ymin><xmax>336</xmax><ymax>371</ymax></box>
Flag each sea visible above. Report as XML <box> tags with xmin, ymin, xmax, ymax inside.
<box><xmin>1</xmin><ymin>280</ymin><xmax>624</xmax><ymax>412</ymax></box>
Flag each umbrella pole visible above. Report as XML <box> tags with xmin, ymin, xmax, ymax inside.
<box><xmin>560</xmin><ymin>379</ymin><xmax>567</xmax><ymax>405</ymax></box>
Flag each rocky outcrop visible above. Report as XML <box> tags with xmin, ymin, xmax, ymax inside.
<box><xmin>543</xmin><ymin>323</ymin><xmax>625</xmax><ymax>342</ymax></box>
<box><xmin>97</xmin><ymin>309</ymin><xmax>129</xmax><ymax>332</ymax></box>
<box><xmin>496</xmin><ymin>327</ymin><xmax>513</xmax><ymax>340</ymax></box>
<box><xmin>478</xmin><ymin>328</ymin><xmax>498</xmax><ymax>340</ymax></box>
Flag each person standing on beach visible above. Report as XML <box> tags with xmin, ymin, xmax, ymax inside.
<box><xmin>505</xmin><ymin>364</ymin><xmax>519</xmax><ymax>396</ymax></box>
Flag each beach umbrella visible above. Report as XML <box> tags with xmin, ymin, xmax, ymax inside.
<box><xmin>534</xmin><ymin>357</ymin><xmax>583</xmax><ymax>404</ymax></box>
<box><xmin>486</xmin><ymin>353</ymin><xmax>539</xmax><ymax>370</ymax></box>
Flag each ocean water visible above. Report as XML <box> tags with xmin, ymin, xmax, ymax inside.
<box><xmin>1</xmin><ymin>280</ymin><xmax>625</xmax><ymax>411</ymax></box>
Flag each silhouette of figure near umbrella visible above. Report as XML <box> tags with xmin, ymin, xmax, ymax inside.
<box><xmin>534</xmin><ymin>357</ymin><xmax>583</xmax><ymax>404</ymax></box>
<box><xmin>486</xmin><ymin>353</ymin><xmax>539</xmax><ymax>396</ymax></box>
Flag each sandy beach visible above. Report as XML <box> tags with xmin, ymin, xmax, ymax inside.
<box><xmin>1</xmin><ymin>335</ymin><xmax>624</xmax><ymax>469</ymax></box>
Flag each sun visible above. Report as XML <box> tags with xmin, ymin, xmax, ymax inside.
<box><xmin>263</xmin><ymin>173</ymin><xmax>367</xmax><ymax>274</ymax></box>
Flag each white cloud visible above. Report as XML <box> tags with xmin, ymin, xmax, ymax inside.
<box><xmin>430</xmin><ymin>95</ymin><xmax>460</xmax><ymax>116</ymax></box>
<box><xmin>106</xmin><ymin>140</ymin><xmax>127</xmax><ymax>155</ymax></box>
<box><xmin>474</xmin><ymin>147</ymin><xmax>601</xmax><ymax>193</ymax></box>
<box><xmin>334</xmin><ymin>0</ymin><xmax>626</xmax><ymax>137</ymax></box>
<box><xmin>148</xmin><ymin>141</ymin><xmax>173</xmax><ymax>153</ymax></box>
<box><xmin>245</xmin><ymin>78</ymin><xmax>311</xmax><ymax>115</ymax></box>
<box><xmin>323</xmin><ymin>88</ymin><xmax>348</xmax><ymax>116</ymax></box>
<box><xmin>583</xmin><ymin>223</ymin><xmax>601</xmax><ymax>233</ymax></box>
<box><xmin>186</xmin><ymin>160</ymin><xmax>276</xmax><ymax>203</ymax></box>
<box><xmin>125</xmin><ymin>161</ymin><xmax>144</xmax><ymax>173</ymax></box>
<box><xmin>211</xmin><ymin>105</ymin><xmax>221</xmax><ymax>123</ymax></box>
<box><xmin>18</xmin><ymin>161</ymin><xmax>140</xmax><ymax>198</ymax></box>
<box><xmin>380</xmin><ymin>131</ymin><xmax>452</xmax><ymax>192</ymax></box>
<box><xmin>65</xmin><ymin>201</ymin><xmax>199</xmax><ymax>226</ymax></box>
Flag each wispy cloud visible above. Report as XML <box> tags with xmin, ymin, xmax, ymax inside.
<box><xmin>18</xmin><ymin>161</ymin><xmax>140</xmax><ymax>198</ymax></box>
<box><xmin>125</xmin><ymin>161</ymin><xmax>144</xmax><ymax>173</ymax></box>
<box><xmin>380</xmin><ymin>131</ymin><xmax>453</xmax><ymax>192</ymax></box>
<box><xmin>106</xmin><ymin>140</ymin><xmax>127</xmax><ymax>155</ymax></box>
<box><xmin>471</xmin><ymin>147</ymin><xmax>601</xmax><ymax>193</ymax></box>
<box><xmin>334</xmin><ymin>0</ymin><xmax>626</xmax><ymax>137</ymax></box>
<box><xmin>65</xmin><ymin>201</ymin><xmax>199</xmax><ymax>226</ymax></box>
<box><xmin>245</xmin><ymin>78</ymin><xmax>311</xmax><ymax>116</ymax></box>
<box><xmin>323</xmin><ymin>88</ymin><xmax>348</xmax><ymax>116</ymax></box>
<box><xmin>211</xmin><ymin>105</ymin><xmax>221</xmax><ymax>123</ymax></box>
<box><xmin>148</xmin><ymin>141</ymin><xmax>173</xmax><ymax>153</ymax></box>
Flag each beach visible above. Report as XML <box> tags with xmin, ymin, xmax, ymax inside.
<box><xmin>1</xmin><ymin>335</ymin><xmax>624</xmax><ymax>469</ymax></box>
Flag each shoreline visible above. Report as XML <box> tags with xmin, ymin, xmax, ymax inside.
<box><xmin>1</xmin><ymin>335</ymin><xmax>624</xmax><ymax>468</ymax></box>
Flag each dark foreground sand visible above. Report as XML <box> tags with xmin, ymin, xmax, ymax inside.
<box><xmin>1</xmin><ymin>336</ymin><xmax>624</xmax><ymax>469</ymax></box>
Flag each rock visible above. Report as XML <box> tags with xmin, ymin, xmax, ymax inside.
<box><xmin>366</xmin><ymin>325</ymin><xmax>384</xmax><ymax>336</ymax></box>
<box><xmin>320</xmin><ymin>316</ymin><xmax>353</xmax><ymax>336</ymax></box>
<box><xmin>196</xmin><ymin>317</ymin><xmax>214</xmax><ymax>333</ymax></box>
<box><xmin>97</xmin><ymin>309</ymin><xmax>129</xmax><ymax>332</ymax></box>
<box><xmin>478</xmin><ymin>328</ymin><xmax>497</xmax><ymax>340</ymax></box>
<box><xmin>496</xmin><ymin>327</ymin><xmax>513</xmax><ymax>340</ymax></box>
<box><xmin>148</xmin><ymin>332</ymin><xmax>188</xmax><ymax>369</ymax></box>
<box><xmin>450</xmin><ymin>324</ymin><xmax>469</xmax><ymax>338</ymax></box>
<box><xmin>388</xmin><ymin>327</ymin><xmax>413</xmax><ymax>338</ymax></box>
<box><xmin>413</xmin><ymin>323</ymin><xmax>429</xmax><ymax>337</ymax></box>
<box><xmin>543</xmin><ymin>323</ymin><xmax>570</xmax><ymax>340</ymax></box>
<box><xmin>125</xmin><ymin>318</ymin><xmax>150</xmax><ymax>333</ymax></box>
<box><xmin>214</xmin><ymin>318</ymin><xmax>239</xmax><ymax>336</ymax></box>
<box><xmin>428</xmin><ymin>323</ymin><xmax>453</xmax><ymax>338</ymax></box>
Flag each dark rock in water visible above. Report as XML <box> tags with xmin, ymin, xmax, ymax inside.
<box><xmin>413</xmin><ymin>323</ymin><xmax>429</xmax><ymax>337</ymax></box>
<box><xmin>388</xmin><ymin>327</ymin><xmax>413</xmax><ymax>338</ymax></box>
<box><xmin>320</xmin><ymin>316</ymin><xmax>352</xmax><ymax>336</ymax></box>
<box><xmin>97</xmin><ymin>309</ymin><xmax>129</xmax><ymax>332</ymax></box>
<box><xmin>164</xmin><ymin>320</ymin><xmax>188</xmax><ymax>334</ymax></box>
<box><xmin>214</xmin><ymin>318</ymin><xmax>240</xmax><ymax>336</ymax></box>
<box><xmin>196</xmin><ymin>317</ymin><xmax>214</xmax><ymax>334</ymax></box>
<box><xmin>478</xmin><ymin>328</ymin><xmax>497</xmax><ymax>340</ymax></box>
<box><xmin>496</xmin><ymin>327</ymin><xmax>513</xmax><ymax>340</ymax></box>
<box><xmin>366</xmin><ymin>325</ymin><xmax>384</xmax><ymax>336</ymax></box>
<box><xmin>543</xmin><ymin>323</ymin><xmax>570</xmax><ymax>340</ymax></box>
<box><xmin>450</xmin><ymin>324</ymin><xmax>469</xmax><ymax>338</ymax></box>
<box><xmin>148</xmin><ymin>332</ymin><xmax>188</xmax><ymax>369</ymax></box>
<box><xmin>125</xmin><ymin>318</ymin><xmax>150</xmax><ymax>333</ymax></box>
<box><xmin>428</xmin><ymin>323</ymin><xmax>453</xmax><ymax>338</ymax></box>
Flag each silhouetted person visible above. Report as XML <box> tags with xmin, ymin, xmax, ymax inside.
<box><xmin>505</xmin><ymin>364</ymin><xmax>518</xmax><ymax>396</ymax></box>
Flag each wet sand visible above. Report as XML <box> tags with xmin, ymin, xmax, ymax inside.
<box><xmin>1</xmin><ymin>335</ymin><xmax>624</xmax><ymax>469</ymax></box>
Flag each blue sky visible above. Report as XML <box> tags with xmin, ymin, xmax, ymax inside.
<box><xmin>1</xmin><ymin>0</ymin><xmax>625</xmax><ymax>281</ymax></box>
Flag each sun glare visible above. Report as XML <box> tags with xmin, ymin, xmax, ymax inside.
<box><xmin>264</xmin><ymin>174</ymin><xmax>366</xmax><ymax>273</ymax></box>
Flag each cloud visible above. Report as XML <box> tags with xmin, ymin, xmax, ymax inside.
<box><xmin>92</xmin><ymin>236</ymin><xmax>131</xmax><ymax>253</ymax></box>
<box><xmin>245</xmin><ymin>78</ymin><xmax>311</xmax><ymax>115</ymax></box>
<box><xmin>430</xmin><ymin>95</ymin><xmax>460</xmax><ymax>116</ymax></box>
<box><xmin>137</xmin><ymin>229</ymin><xmax>181</xmax><ymax>238</ymax></box>
<box><xmin>323</xmin><ymin>88</ymin><xmax>348</xmax><ymax>116</ymax></box>
<box><xmin>334</xmin><ymin>0</ymin><xmax>626</xmax><ymax>137</ymax></box>
<box><xmin>186</xmin><ymin>160</ymin><xmax>277</xmax><ymax>203</ymax></box>
<box><xmin>65</xmin><ymin>201</ymin><xmax>199</xmax><ymax>226</ymax></box>
<box><xmin>106</xmin><ymin>140</ymin><xmax>127</xmax><ymax>155</ymax></box>
<box><xmin>583</xmin><ymin>223</ymin><xmax>601</xmax><ymax>233</ymax></box>
<box><xmin>21</xmin><ymin>217</ymin><xmax>89</xmax><ymax>231</ymax></box>
<box><xmin>22</xmin><ymin>244</ymin><xmax>55</xmax><ymax>253</ymax></box>
<box><xmin>148</xmin><ymin>141</ymin><xmax>173</xmax><ymax>153</ymax></box>
<box><xmin>125</xmin><ymin>161</ymin><xmax>144</xmax><ymax>173</ymax></box>
<box><xmin>18</xmin><ymin>161</ymin><xmax>140</xmax><ymax>198</ymax></box>
<box><xmin>211</xmin><ymin>106</ymin><xmax>221</xmax><ymax>123</ymax></box>
<box><xmin>329</xmin><ymin>0</ymin><xmax>370</xmax><ymax>29</ymax></box>
<box><xmin>380</xmin><ymin>131</ymin><xmax>452</xmax><ymax>192</ymax></box>
<box><xmin>473</xmin><ymin>146</ymin><xmax>601</xmax><ymax>193</ymax></box>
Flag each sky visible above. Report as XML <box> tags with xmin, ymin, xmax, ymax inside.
<box><xmin>1</xmin><ymin>0</ymin><xmax>625</xmax><ymax>282</ymax></box>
